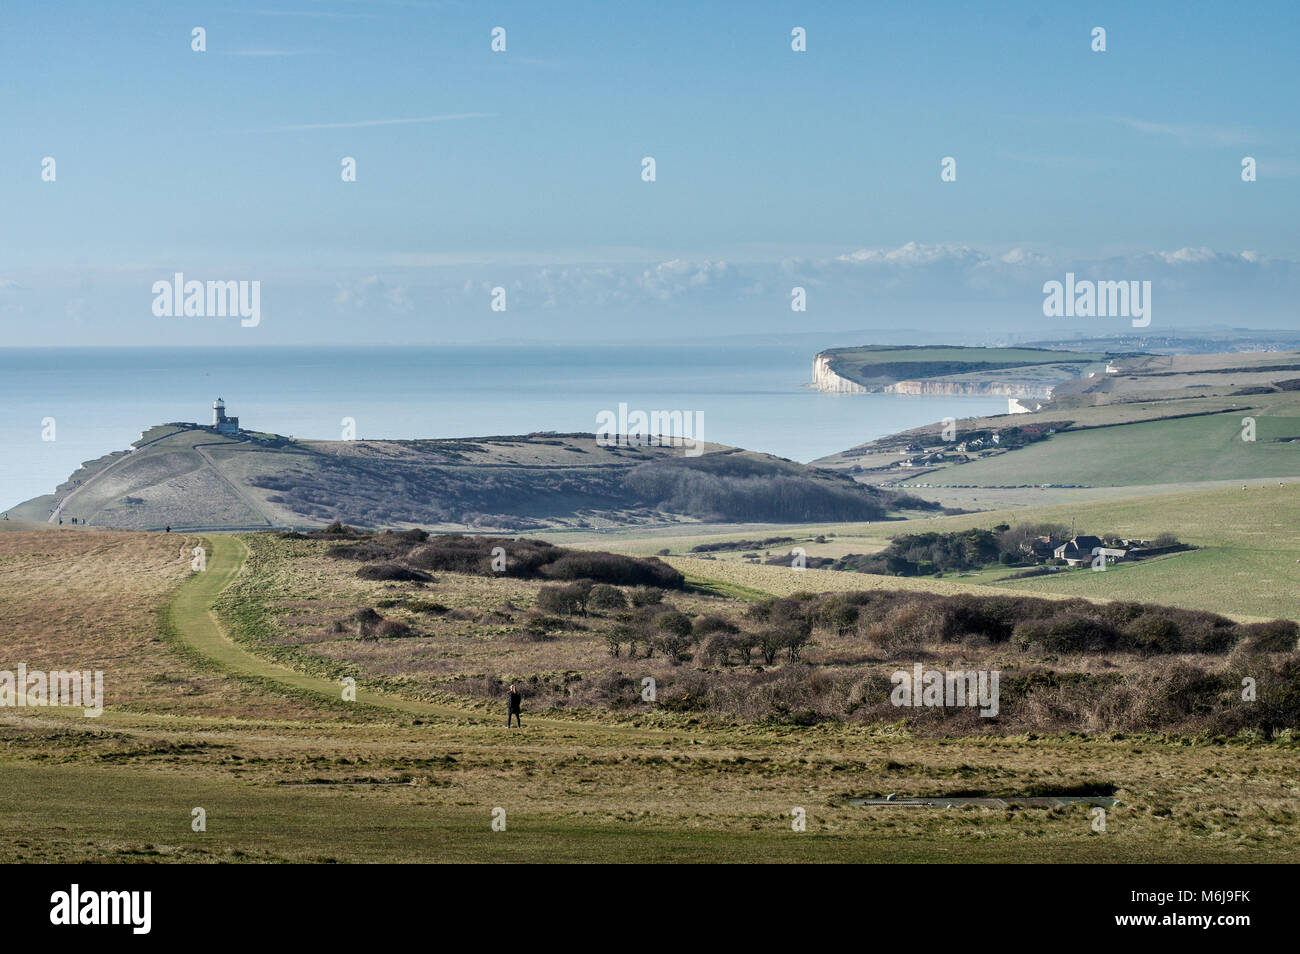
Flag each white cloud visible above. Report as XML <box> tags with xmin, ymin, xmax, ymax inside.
<box><xmin>334</xmin><ymin>275</ymin><xmax>410</xmax><ymax>312</ymax></box>
<box><xmin>1155</xmin><ymin>246</ymin><xmax>1221</xmax><ymax>265</ymax></box>
<box><xmin>1108</xmin><ymin>117</ymin><xmax>1258</xmax><ymax>146</ymax></box>
<box><xmin>635</xmin><ymin>259</ymin><xmax>731</xmax><ymax>300</ymax></box>
<box><xmin>997</xmin><ymin>248</ymin><xmax>1051</xmax><ymax>267</ymax></box>
<box><xmin>835</xmin><ymin>241</ymin><xmax>986</xmax><ymax>267</ymax></box>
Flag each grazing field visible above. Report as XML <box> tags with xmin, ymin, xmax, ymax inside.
<box><xmin>3</xmin><ymin>719</ymin><xmax>1297</xmax><ymax>863</ymax></box>
<box><xmin>2</xmin><ymin>523</ymin><xmax>1297</xmax><ymax>863</ymax></box>
<box><xmin>553</xmin><ymin>483</ymin><xmax>1300</xmax><ymax>622</ymax></box>
<box><xmin>0</xmin><ymin>529</ymin><xmax>336</xmax><ymax>720</ymax></box>
<box><xmin>932</xmin><ymin>411</ymin><xmax>1300</xmax><ymax>488</ymax></box>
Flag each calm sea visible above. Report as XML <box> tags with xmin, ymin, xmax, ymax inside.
<box><xmin>0</xmin><ymin>345</ymin><xmax>1007</xmax><ymax>510</ymax></box>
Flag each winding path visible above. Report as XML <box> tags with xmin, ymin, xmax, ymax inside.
<box><xmin>48</xmin><ymin>426</ymin><xmax>187</xmax><ymax>524</ymax></box>
<box><xmin>191</xmin><ymin>441</ymin><xmax>275</xmax><ymax>528</ymax></box>
<box><xmin>171</xmin><ymin>535</ymin><xmax>658</xmax><ymax>735</ymax></box>
<box><xmin>172</xmin><ymin>535</ymin><xmax>476</xmax><ymax>719</ymax></box>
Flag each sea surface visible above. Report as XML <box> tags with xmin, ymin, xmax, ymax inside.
<box><xmin>0</xmin><ymin>345</ymin><xmax>1008</xmax><ymax>511</ymax></box>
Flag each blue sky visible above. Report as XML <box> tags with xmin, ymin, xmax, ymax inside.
<box><xmin>1</xmin><ymin>0</ymin><xmax>1297</xmax><ymax>344</ymax></box>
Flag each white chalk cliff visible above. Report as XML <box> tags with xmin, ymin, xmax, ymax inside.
<box><xmin>811</xmin><ymin>353</ymin><xmax>869</xmax><ymax>393</ymax></box>
<box><xmin>811</xmin><ymin>352</ymin><xmax>1058</xmax><ymax>400</ymax></box>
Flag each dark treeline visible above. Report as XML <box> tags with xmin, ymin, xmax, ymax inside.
<box><xmin>821</xmin><ymin>524</ymin><xmax>1182</xmax><ymax>577</ymax></box>
<box><xmin>314</xmin><ymin>526</ymin><xmax>684</xmax><ymax>590</ymax></box>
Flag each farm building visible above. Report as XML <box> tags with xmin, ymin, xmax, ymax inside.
<box><xmin>1054</xmin><ymin>535</ymin><xmax>1129</xmax><ymax>567</ymax></box>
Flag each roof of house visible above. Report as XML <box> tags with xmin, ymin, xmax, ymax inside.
<box><xmin>1056</xmin><ymin>535</ymin><xmax>1104</xmax><ymax>555</ymax></box>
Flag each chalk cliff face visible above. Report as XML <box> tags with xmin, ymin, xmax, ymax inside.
<box><xmin>811</xmin><ymin>354</ymin><xmax>869</xmax><ymax>393</ymax></box>
<box><xmin>882</xmin><ymin>380</ymin><xmax>1057</xmax><ymax>399</ymax></box>
<box><xmin>810</xmin><ymin>352</ymin><xmax>1056</xmax><ymax>400</ymax></box>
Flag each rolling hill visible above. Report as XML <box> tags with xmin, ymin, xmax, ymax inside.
<box><xmin>812</xmin><ymin>344</ymin><xmax>1114</xmax><ymax>397</ymax></box>
<box><xmin>816</xmin><ymin>349</ymin><xmax>1300</xmax><ymax>497</ymax></box>
<box><xmin>10</xmin><ymin>422</ymin><xmax>929</xmax><ymax>532</ymax></box>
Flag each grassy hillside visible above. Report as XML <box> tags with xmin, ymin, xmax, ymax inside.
<box><xmin>3</xmin><ymin>522</ymin><xmax>1297</xmax><ymax>863</ymax></box>
<box><xmin>821</xmin><ymin>344</ymin><xmax>1111</xmax><ymax>390</ymax></box>
<box><xmin>552</xmin><ymin>483</ymin><xmax>1300</xmax><ymax>621</ymax></box>
<box><xmin>816</xmin><ymin>351</ymin><xmax>1300</xmax><ymax>506</ymax></box>
<box><xmin>10</xmin><ymin>424</ymin><xmax>924</xmax><ymax>531</ymax></box>
<box><xmin>932</xmin><ymin>409</ymin><xmax>1300</xmax><ymax>487</ymax></box>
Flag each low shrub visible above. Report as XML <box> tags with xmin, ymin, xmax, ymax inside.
<box><xmin>355</xmin><ymin>562</ymin><xmax>432</xmax><ymax>582</ymax></box>
<box><xmin>587</xmin><ymin>583</ymin><xmax>628</xmax><ymax>611</ymax></box>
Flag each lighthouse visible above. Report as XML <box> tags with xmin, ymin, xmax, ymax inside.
<box><xmin>211</xmin><ymin>398</ymin><xmax>240</xmax><ymax>436</ymax></box>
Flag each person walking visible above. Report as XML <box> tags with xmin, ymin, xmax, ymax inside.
<box><xmin>507</xmin><ymin>684</ymin><xmax>522</xmax><ymax>728</ymax></box>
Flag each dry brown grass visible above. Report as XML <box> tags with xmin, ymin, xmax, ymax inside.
<box><xmin>0</xmin><ymin>527</ymin><xmax>1296</xmax><ymax>862</ymax></box>
<box><xmin>0</xmin><ymin>528</ymin><xmax>340</xmax><ymax>720</ymax></box>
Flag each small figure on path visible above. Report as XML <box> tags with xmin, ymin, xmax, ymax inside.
<box><xmin>507</xmin><ymin>683</ymin><xmax>522</xmax><ymax>728</ymax></box>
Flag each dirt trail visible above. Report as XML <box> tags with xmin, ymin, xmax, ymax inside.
<box><xmin>172</xmin><ymin>535</ymin><xmax>477</xmax><ymax>719</ymax></box>
<box><xmin>169</xmin><ymin>535</ymin><xmax>663</xmax><ymax>736</ymax></box>
<box><xmin>48</xmin><ymin>427</ymin><xmax>187</xmax><ymax>524</ymax></box>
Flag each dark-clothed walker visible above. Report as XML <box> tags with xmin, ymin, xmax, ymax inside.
<box><xmin>507</xmin><ymin>684</ymin><xmax>522</xmax><ymax>727</ymax></box>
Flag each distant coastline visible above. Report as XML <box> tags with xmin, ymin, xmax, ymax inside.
<box><xmin>0</xmin><ymin>345</ymin><xmax>1010</xmax><ymax>510</ymax></box>
<box><xmin>810</xmin><ymin>345</ymin><xmax>1108</xmax><ymax>400</ymax></box>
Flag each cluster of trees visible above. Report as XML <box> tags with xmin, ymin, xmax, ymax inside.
<box><xmin>839</xmin><ymin>523</ymin><xmax>1184</xmax><ymax>577</ymax></box>
<box><xmin>536</xmin><ymin>580</ymin><xmax>667</xmax><ymax>616</ymax></box>
<box><xmin>1010</xmin><ymin>607</ymin><xmax>1292</xmax><ymax>655</ymax></box>
<box><xmin>849</xmin><ymin>529</ymin><xmax>1005</xmax><ymax>576</ymax></box>
<box><xmin>525</xmin><ymin>577</ymin><xmax>1291</xmax><ymax>666</ymax></box>
<box><xmin>598</xmin><ymin>604</ymin><xmax>812</xmax><ymax>666</ymax></box>
<box><xmin>438</xmin><ymin>566</ymin><xmax>1299</xmax><ymax>733</ymax></box>
<box><xmin>690</xmin><ymin>536</ymin><xmax>796</xmax><ymax>553</ymax></box>
<box><xmin>323</xmin><ymin>529</ymin><xmax>684</xmax><ymax>589</ymax></box>
<box><xmin>843</xmin><ymin>589</ymin><xmax>1282</xmax><ymax>656</ymax></box>
<box><xmin>530</xmin><ymin>580</ymin><xmax>817</xmax><ymax>666</ymax></box>
<box><xmin>531</xmin><ymin>650</ymin><xmax>1300</xmax><ymax>735</ymax></box>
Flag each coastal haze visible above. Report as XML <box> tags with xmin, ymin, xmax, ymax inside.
<box><xmin>2</xmin><ymin>0</ymin><xmax>1299</xmax><ymax>893</ymax></box>
<box><xmin>0</xmin><ymin>344</ymin><xmax>1007</xmax><ymax>512</ymax></box>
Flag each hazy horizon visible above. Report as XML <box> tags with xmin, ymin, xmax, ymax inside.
<box><xmin>2</xmin><ymin>1</ymin><xmax>1297</xmax><ymax>346</ymax></box>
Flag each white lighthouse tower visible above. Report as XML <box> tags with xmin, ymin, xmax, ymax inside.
<box><xmin>211</xmin><ymin>398</ymin><xmax>240</xmax><ymax>435</ymax></box>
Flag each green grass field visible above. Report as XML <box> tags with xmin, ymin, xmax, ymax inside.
<box><xmin>824</xmin><ymin>345</ymin><xmax>1109</xmax><ymax>366</ymax></box>
<box><xmin>2</xmin><ymin>509</ymin><xmax>1299</xmax><ymax>863</ymax></box>
<box><xmin>554</xmin><ymin>483</ymin><xmax>1300</xmax><ymax>621</ymax></box>
<box><xmin>936</xmin><ymin>412</ymin><xmax>1300</xmax><ymax>487</ymax></box>
<box><xmin>821</xmin><ymin>345</ymin><xmax>1111</xmax><ymax>391</ymax></box>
